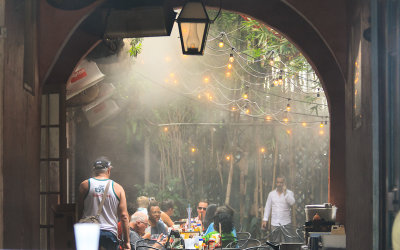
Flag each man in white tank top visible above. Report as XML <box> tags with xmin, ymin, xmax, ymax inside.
<box><xmin>78</xmin><ymin>157</ymin><xmax>131</xmax><ymax>249</ymax></box>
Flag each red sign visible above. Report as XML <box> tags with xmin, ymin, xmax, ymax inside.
<box><xmin>70</xmin><ymin>68</ymin><xmax>87</xmax><ymax>83</ymax></box>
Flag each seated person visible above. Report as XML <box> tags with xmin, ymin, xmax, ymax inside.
<box><xmin>203</xmin><ymin>204</ymin><xmax>217</xmax><ymax>233</ymax></box>
<box><xmin>204</xmin><ymin>205</ymin><xmax>237</xmax><ymax>237</ymax></box>
<box><xmin>118</xmin><ymin>202</ymin><xmax>137</xmax><ymax>246</ymax></box>
<box><xmin>147</xmin><ymin>200</ymin><xmax>168</xmax><ymax>237</ymax></box>
<box><xmin>136</xmin><ymin>196</ymin><xmax>150</xmax><ymax>215</ymax></box>
<box><xmin>203</xmin><ymin>206</ymin><xmax>237</xmax><ymax>248</ymax></box>
<box><xmin>130</xmin><ymin>212</ymin><xmax>165</xmax><ymax>249</ymax></box>
<box><xmin>194</xmin><ymin>199</ymin><xmax>209</xmax><ymax>226</ymax></box>
<box><xmin>160</xmin><ymin>199</ymin><xmax>174</xmax><ymax>228</ymax></box>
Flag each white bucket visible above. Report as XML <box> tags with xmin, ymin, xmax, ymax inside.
<box><xmin>74</xmin><ymin>223</ymin><xmax>100</xmax><ymax>250</ymax></box>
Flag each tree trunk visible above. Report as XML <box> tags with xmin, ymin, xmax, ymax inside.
<box><xmin>272</xmin><ymin>135</ymin><xmax>279</xmax><ymax>191</ymax></box>
<box><xmin>258</xmin><ymin>149</ymin><xmax>263</xmax><ymax>218</ymax></box>
<box><xmin>225</xmin><ymin>158</ymin><xmax>234</xmax><ymax>205</ymax></box>
<box><xmin>238</xmin><ymin>152</ymin><xmax>248</xmax><ymax>224</ymax></box>
<box><xmin>144</xmin><ymin>136</ymin><xmax>150</xmax><ymax>185</ymax></box>
<box><xmin>216</xmin><ymin>152</ymin><xmax>224</xmax><ymax>186</ymax></box>
<box><xmin>254</xmin><ymin>160</ymin><xmax>259</xmax><ymax>218</ymax></box>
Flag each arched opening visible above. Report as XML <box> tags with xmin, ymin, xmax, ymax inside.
<box><xmin>38</xmin><ymin>0</ymin><xmax>346</xmax><ymax>248</ymax></box>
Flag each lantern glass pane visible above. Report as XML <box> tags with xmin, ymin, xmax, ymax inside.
<box><xmin>180</xmin><ymin>22</ymin><xmax>206</xmax><ymax>53</ymax></box>
<box><xmin>196</xmin><ymin>23</ymin><xmax>206</xmax><ymax>48</ymax></box>
<box><xmin>181</xmin><ymin>22</ymin><xmax>190</xmax><ymax>51</ymax></box>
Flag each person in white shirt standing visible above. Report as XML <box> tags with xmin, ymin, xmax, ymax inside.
<box><xmin>262</xmin><ymin>176</ymin><xmax>295</xmax><ymax>242</ymax></box>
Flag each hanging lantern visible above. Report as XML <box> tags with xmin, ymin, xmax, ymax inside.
<box><xmin>177</xmin><ymin>0</ymin><xmax>210</xmax><ymax>55</ymax></box>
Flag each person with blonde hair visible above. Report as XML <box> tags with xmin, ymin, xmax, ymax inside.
<box><xmin>136</xmin><ymin>196</ymin><xmax>150</xmax><ymax>215</ymax></box>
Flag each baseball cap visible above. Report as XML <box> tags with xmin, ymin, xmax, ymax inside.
<box><xmin>93</xmin><ymin>160</ymin><xmax>112</xmax><ymax>169</ymax></box>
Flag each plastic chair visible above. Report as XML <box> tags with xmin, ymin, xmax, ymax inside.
<box><xmin>236</xmin><ymin>232</ymin><xmax>251</xmax><ymax>240</ymax></box>
<box><xmin>243</xmin><ymin>247</ymin><xmax>275</xmax><ymax>250</ymax></box>
<box><xmin>133</xmin><ymin>239</ymin><xmax>164</xmax><ymax>250</ymax></box>
<box><xmin>135</xmin><ymin>246</ymin><xmax>159</xmax><ymax>250</ymax></box>
<box><xmin>225</xmin><ymin>238</ymin><xmax>261</xmax><ymax>249</ymax></box>
<box><xmin>266</xmin><ymin>225</ymin><xmax>304</xmax><ymax>243</ymax></box>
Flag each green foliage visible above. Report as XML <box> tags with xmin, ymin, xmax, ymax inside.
<box><xmin>129</xmin><ymin>38</ymin><xmax>143</xmax><ymax>57</ymax></box>
<box><xmin>241</xmin><ymin>18</ymin><xmax>315</xmax><ymax>78</ymax></box>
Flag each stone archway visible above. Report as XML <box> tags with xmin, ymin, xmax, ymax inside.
<box><xmin>39</xmin><ymin>0</ymin><xmax>346</xmax><ymax>223</ymax></box>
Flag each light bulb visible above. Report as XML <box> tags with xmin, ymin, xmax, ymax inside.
<box><xmin>302</xmin><ymin>122</ymin><xmax>307</xmax><ymax>127</ymax></box>
<box><xmin>225</xmin><ymin>71</ymin><xmax>231</xmax><ymax>77</ymax></box>
<box><xmin>283</xmin><ymin>118</ymin><xmax>289</xmax><ymax>123</ymax></box>
<box><xmin>286</xmin><ymin>104</ymin><xmax>291</xmax><ymax>112</ymax></box>
<box><xmin>286</xmin><ymin>129</ymin><xmax>292</xmax><ymax>134</ymax></box>
<box><xmin>186</xmin><ymin>23</ymin><xmax>200</xmax><ymax>52</ymax></box>
<box><xmin>229</xmin><ymin>54</ymin><xmax>234</xmax><ymax>63</ymax></box>
<box><xmin>218</xmin><ymin>40</ymin><xmax>224</xmax><ymax>48</ymax></box>
<box><xmin>243</xmin><ymin>94</ymin><xmax>248</xmax><ymax>99</ymax></box>
<box><xmin>203</xmin><ymin>76</ymin><xmax>209</xmax><ymax>83</ymax></box>
<box><xmin>231</xmin><ymin>106</ymin><xmax>236</xmax><ymax>111</ymax></box>
<box><xmin>266</xmin><ymin>116</ymin><xmax>271</xmax><ymax>121</ymax></box>
<box><xmin>260</xmin><ymin>147</ymin><xmax>266</xmax><ymax>153</ymax></box>
<box><xmin>245</xmin><ymin>109</ymin><xmax>250</xmax><ymax>114</ymax></box>
<box><xmin>269</xmin><ymin>60</ymin><xmax>274</xmax><ymax>66</ymax></box>
<box><xmin>227</xmin><ymin>63</ymin><xmax>233</xmax><ymax>70</ymax></box>
<box><xmin>191</xmin><ymin>147</ymin><xmax>196</xmax><ymax>153</ymax></box>
<box><xmin>320</xmin><ymin>122</ymin><xmax>324</xmax><ymax>128</ymax></box>
<box><xmin>163</xmin><ymin>127</ymin><xmax>168</xmax><ymax>132</ymax></box>
<box><xmin>226</xmin><ymin>155</ymin><xmax>231</xmax><ymax>161</ymax></box>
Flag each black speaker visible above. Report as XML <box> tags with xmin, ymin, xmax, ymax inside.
<box><xmin>103</xmin><ymin>4</ymin><xmax>177</xmax><ymax>38</ymax></box>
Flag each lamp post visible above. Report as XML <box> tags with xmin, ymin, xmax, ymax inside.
<box><xmin>177</xmin><ymin>0</ymin><xmax>210</xmax><ymax>55</ymax></box>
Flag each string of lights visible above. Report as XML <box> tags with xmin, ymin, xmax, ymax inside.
<box><xmin>133</xmin><ymin>69</ymin><xmax>330</xmax><ymax>127</ymax></box>
<box><xmin>133</xmin><ymin>19</ymin><xmax>329</xmax><ymax>126</ymax></box>
<box><xmin>175</xmin><ymin>63</ymin><xmax>327</xmax><ymax>108</ymax></box>
<box><xmin>200</xmin><ymin>45</ymin><xmax>322</xmax><ymax>99</ymax></box>
<box><xmin>171</xmin><ymin>44</ymin><xmax>323</xmax><ymax>100</ymax></box>
<box><xmin>196</xmin><ymin>46</ymin><xmax>329</xmax><ymax>106</ymax></box>
<box><xmin>161</xmin><ymin>65</ymin><xmax>328</xmax><ymax>119</ymax></box>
